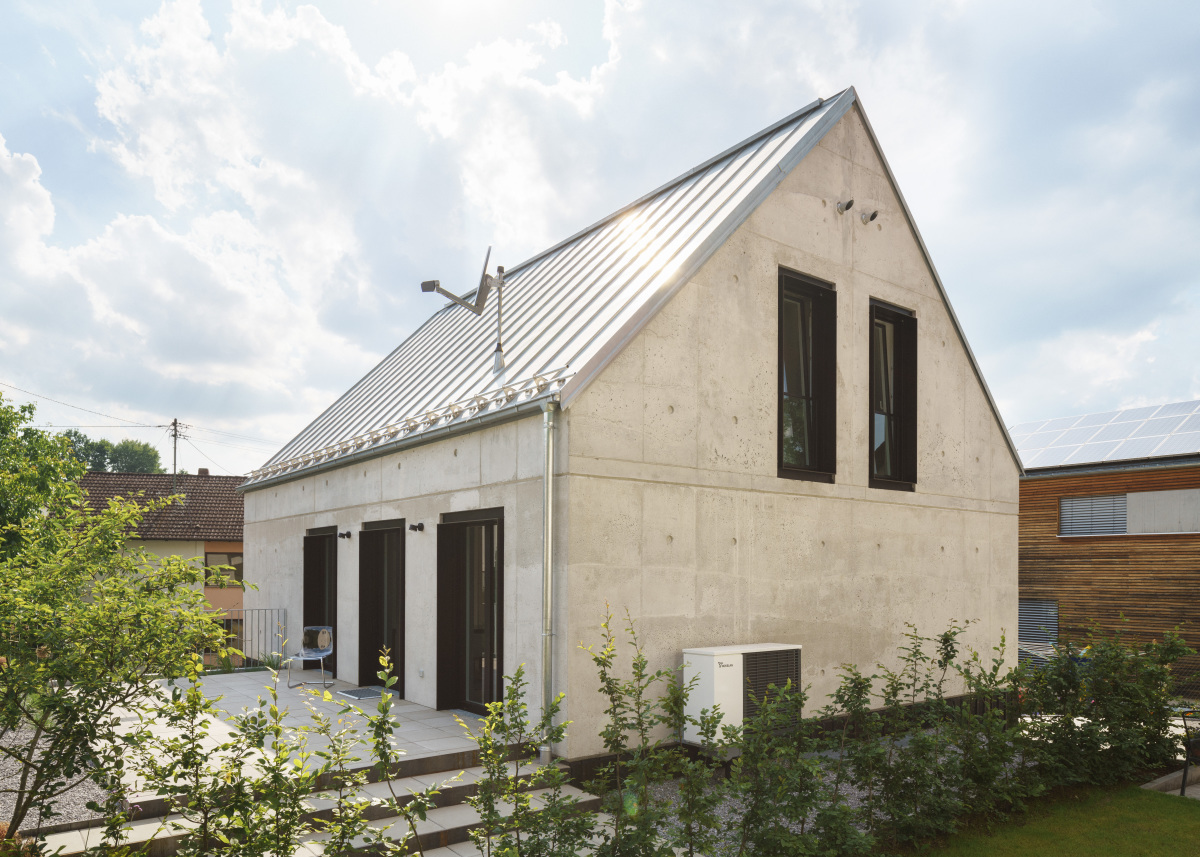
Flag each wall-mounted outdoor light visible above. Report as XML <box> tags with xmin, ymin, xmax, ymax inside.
<box><xmin>337</xmin><ymin>531</ymin><xmax>352</xmax><ymax>540</ymax></box>
<box><xmin>861</xmin><ymin>210</ymin><xmax>879</xmax><ymax>224</ymax></box>
<box><xmin>409</xmin><ymin>522</ymin><xmax>425</xmax><ymax>532</ymax></box>
<box><xmin>836</xmin><ymin>199</ymin><xmax>854</xmax><ymax>214</ymax></box>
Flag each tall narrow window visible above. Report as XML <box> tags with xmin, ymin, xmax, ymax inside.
<box><xmin>869</xmin><ymin>301</ymin><xmax>917</xmax><ymax>488</ymax></box>
<box><xmin>779</xmin><ymin>271</ymin><xmax>836</xmax><ymax>480</ymax></box>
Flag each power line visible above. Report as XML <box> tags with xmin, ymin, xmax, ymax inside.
<box><xmin>3</xmin><ymin>380</ymin><xmax>283</xmax><ymax>446</ymax></box>
<box><xmin>184</xmin><ymin>437</ymin><xmax>238</xmax><ymax>476</ymax></box>
<box><xmin>188</xmin><ymin>425</ymin><xmax>282</xmax><ymax>445</ymax></box>
<box><xmin>0</xmin><ymin>380</ymin><xmax>159</xmax><ymax>426</ymax></box>
<box><xmin>40</xmin><ymin>424</ymin><xmax>167</xmax><ymax>429</ymax></box>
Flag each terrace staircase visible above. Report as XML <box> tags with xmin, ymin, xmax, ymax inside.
<box><xmin>34</xmin><ymin>745</ymin><xmax>600</xmax><ymax>856</ymax></box>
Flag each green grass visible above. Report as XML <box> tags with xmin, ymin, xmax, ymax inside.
<box><xmin>924</xmin><ymin>785</ymin><xmax>1200</xmax><ymax>856</ymax></box>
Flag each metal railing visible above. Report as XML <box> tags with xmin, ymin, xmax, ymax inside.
<box><xmin>204</xmin><ymin>608</ymin><xmax>287</xmax><ymax>669</ymax></box>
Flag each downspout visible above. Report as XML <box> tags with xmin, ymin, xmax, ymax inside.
<box><xmin>541</xmin><ymin>398</ymin><xmax>559</xmax><ymax>752</ymax></box>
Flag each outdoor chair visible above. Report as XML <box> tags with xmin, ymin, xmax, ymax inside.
<box><xmin>287</xmin><ymin>625</ymin><xmax>334</xmax><ymax>689</ymax></box>
<box><xmin>1181</xmin><ymin>709</ymin><xmax>1200</xmax><ymax>796</ymax></box>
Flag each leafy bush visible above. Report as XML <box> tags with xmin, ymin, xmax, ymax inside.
<box><xmin>1022</xmin><ymin>624</ymin><xmax>1192</xmax><ymax>788</ymax></box>
<box><xmin>465</xmin><ymin>664</ymin><xmax>593</xmax><ymax>857</ymax></box>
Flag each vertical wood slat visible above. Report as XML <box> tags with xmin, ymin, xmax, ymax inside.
<box><xmin>1020</xmin><ymin>464</ymin><xmax>1200</xmax><ymax>646</ymax></box>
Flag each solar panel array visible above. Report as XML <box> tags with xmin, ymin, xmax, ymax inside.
<box><xmin>1011</xmin><ymin>400</ymin><xmax>1200</xmax><ymax>469</ymax></box>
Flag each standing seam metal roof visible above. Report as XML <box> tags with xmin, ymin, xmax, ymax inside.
<box><xmin>246</xmin><ymin>92</ymin><xmax>853</xmax><ymax>486</ymax></box>
<box><xmin>246</xmin><ymin>86</ymin><xmax>1021</xmax><ymax>489</ymax></box>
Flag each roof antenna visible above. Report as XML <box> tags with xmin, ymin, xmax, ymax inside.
<box><xmin>421</xmin><ymin>246</ymin><xmax>506</xmax><ymax>374</ymax></box>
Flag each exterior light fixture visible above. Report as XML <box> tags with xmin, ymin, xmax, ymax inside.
<box><xmin>408</xmin><ymin>522</ymin><xmax>425</xmax><ymax>532</ymax></box>
<box><xmin>337</xmin><ymin>531</ymin><xmax>352</xmax><ymax>540</ymax></box>
<box><xmin>836</xmin><ymin>199</ymin><xmax>854</xmax><ymax>214</ymax></box>
<box><xmin>861</xmin><ymin>210</ymin><xmax>878</xmax><ymax>224</ymax></box>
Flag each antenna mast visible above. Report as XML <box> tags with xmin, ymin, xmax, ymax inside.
<box><xmin>420</xmin><ymin>246</ymin><xmax>507</xmax><ymax>374</ymax></box>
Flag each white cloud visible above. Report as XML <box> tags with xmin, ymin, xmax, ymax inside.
<box><xmin>3</xmin><ymin>0</ymin><xmax>1199</xmax><ymax>472</ymax></box>
<box><xmin>0</xmin><ymin>133</ymin><xmax>57</xmax><ymax>274</ymax></box>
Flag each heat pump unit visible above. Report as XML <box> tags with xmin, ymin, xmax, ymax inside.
<box><xmin>681</xmin><ymin>643</ymin><xmax>802</xmax><ymax>745</ymax></box>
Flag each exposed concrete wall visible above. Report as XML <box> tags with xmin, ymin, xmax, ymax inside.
<box><xmin>1128</xmin><ymin>488</ymin><xmax>1200</xmax><ymax>534</ymax></box>
<box><xmin>561</xmin><ymin>105</ymin><xmax>1020</xmax><ymax>758</ymax></box>
<box><xmin>243</xmin><ymin>416</ymin><xmax>559</xmax><ymax>709</ymax></box>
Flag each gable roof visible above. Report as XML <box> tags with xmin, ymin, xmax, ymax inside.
<box><xmin>80</xmin><ymin>472</ymin><xmax>245</xmax><ymax>541</ymax></box>
<box><xmin>245</xmin><ymin>87</ymin><xmax>1021</xmax><ymax>490</ymax></box>
<box><xmin>1013</xmin><ymin>399</ymin><xmax>1200</xmax><ymax>472</ymax></box>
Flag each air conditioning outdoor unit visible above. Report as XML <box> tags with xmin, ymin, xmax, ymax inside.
<box><xmin>681</xmin><ymin>643</ymin><xmax>802</xmax><ymax>745</ymax></box>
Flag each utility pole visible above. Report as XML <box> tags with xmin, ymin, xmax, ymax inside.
<box><xmin>171</xmin><ymin>418</ymin><xmax>179</xmax><ymax>493</ymax></box>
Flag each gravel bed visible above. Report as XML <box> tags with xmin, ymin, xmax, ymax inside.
<box><xmin>647</xmin><ymin>774</ymin><xmax>872</xmax><ymax>856</ymax></box>
<box><xmin>0</xmin><ymin>727</ymin><xmax>108</xmax><ymax>834</ymax></box>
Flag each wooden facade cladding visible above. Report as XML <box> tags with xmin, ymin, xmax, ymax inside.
<box><xmin>1019</xmin><ymin>463</ymin><xmax>1200</xmax><ymax>646</ymax></box>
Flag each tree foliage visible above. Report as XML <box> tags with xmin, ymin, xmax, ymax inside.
<box><xmin>0</xmin><ymin>396</ymin><xmax>83</xmax><ymax>556</ymax></box>
<box><xmin>61</xmin><ymin>428</ymin><xmax>165</xmax><ymax>474</ymax></box>
<box><xmin>0</xmin><ymin>396</ymin><xmax>228</xmax><ymax>838</ymax></box>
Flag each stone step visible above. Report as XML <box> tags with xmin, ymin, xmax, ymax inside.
<box><xmin>302</xmin><ymin>785</ymin><xmax>602</xmax><ymax>855</ymax></box>
<box><xmin>27</xmin><ymin>743</ymin><xmax>534</xmax><ymax>837</ymax></box>
<box><xmin>37</xmin><ymin>761</ymin><xmax>591</xmax><ymax>856</ymax></box>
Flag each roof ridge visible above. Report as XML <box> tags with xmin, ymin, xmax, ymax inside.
<box><xmin>504</xmin><ymin>92</ymin><xmax>842</xmax><ymax>278</ymax></box>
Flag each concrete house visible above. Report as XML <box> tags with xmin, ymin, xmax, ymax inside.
<box><xmin>243</xmin><ymin>87</ymin><xmax>1021</xmax><ymax>760</ymax></box>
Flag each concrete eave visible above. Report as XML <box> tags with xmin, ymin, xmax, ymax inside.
<box><xmin>239</xmin><ymin>392</ymin><xmax>559</xmax><ymax>494</ymax></box>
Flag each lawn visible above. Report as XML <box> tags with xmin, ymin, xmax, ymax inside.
<box><xmin>924</xmin><ymin>785</ymin><xmax>1200</xmax><ymax>856</ymax></box>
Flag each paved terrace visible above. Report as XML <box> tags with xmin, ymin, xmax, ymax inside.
<box><xmin>150</xmin><ymin>668</ymin><xmax>485</xmax><ymax>759</ymax></box>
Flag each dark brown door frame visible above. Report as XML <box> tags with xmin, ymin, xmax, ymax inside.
<box><xmin>358</xmin><ymin>519</ymin><xmax>405</xmax><ymax>691</ymax></box>
<box><xmin>437</xmin><ymin>508</ymin><xmax>504</xmax><ymax>713</ymax></box>
<box><xmin>302</xmin><ymin>528</ymin><xmax>338</xmax><ymax>677</ymax></box>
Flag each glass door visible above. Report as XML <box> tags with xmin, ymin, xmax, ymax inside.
<box><xmin>436</xmin><ymin>510</ymin><xmax>504</xmax><ymax>714</ymax></box>
<box><xmin>464</xmin><ymin>522</ymin><xmax>500</xmax><ymax>709</ymax></box>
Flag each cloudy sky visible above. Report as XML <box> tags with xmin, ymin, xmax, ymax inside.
<box><xmin>2</xmin><ymin>0</ymin><xmax>1198</xmax><ymax>475</ymax></box>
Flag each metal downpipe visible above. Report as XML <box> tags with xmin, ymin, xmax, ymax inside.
<box><xmin>541</xmin><ymin>399</ymin><xmax>559</xmax><ymax>746</ymax></box>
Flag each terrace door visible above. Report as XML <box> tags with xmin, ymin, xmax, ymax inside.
<box><xmin>359</xmin><ymin>521</ymin><xmax>405</xmax><ymax>691</ymax></box>
<box><xmin>302</xmin><ymin>530</ymin><xmax>337</xmax><ymax>676</ymax></box>
<box><xmin>437</xmin><ymin>509</ymin><xmax>503</xmax><ymax>714</ymax></box>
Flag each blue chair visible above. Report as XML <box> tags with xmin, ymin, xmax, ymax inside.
<box><xmin>287</xmin><ymin>626</ymin><xmax>334</xmax><ymax>689</ymax></box>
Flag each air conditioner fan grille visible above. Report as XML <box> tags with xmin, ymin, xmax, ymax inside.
<box><xmin>743</xmin><ymin>649</ymin><xmax>801</xmax><ymax>724</ymax></box>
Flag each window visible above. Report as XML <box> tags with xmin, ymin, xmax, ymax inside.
<box><xmin>778</xmin><ymin>271</ymin><xmax>837</xmax><ymax>480</ymax></box>
<box><xmin>869</xmin><ymin>301</ymin><xmax>917</xmax><ymax>488</ymax></box>
<box><xmin>1059</xmin><ymin>495</ymin><xmax>1126</xmax><ymax>535</ymax></box>
<box><xmin>205</xmin><ymin>552</ymin><xmax>244</xmax><ymax>585</ymax></box>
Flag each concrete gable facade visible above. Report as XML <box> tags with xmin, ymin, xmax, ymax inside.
<box><xmin>560</xmin><ymin>105</ymin><xmax>1018</xmax><ymax>755</ymax></box>
<box><xmin>243</xmin><ymin>100</ymin><xmax>1018</xmax><ymax>760</ymax></box>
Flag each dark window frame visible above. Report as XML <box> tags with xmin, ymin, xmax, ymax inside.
<box><xmin>778</xmin><ymin>269</ymin><xmax>838</xmax><ymax>482</ymax></box>
<box><xmin>204</xmin><ymin>551</ymin><xmax>243</xmax><ymax>585</ymax></box>
<box><xmin>868</xmin><ymin>299</ymin><xmax>917</xmax><ymax>490</ymax></box>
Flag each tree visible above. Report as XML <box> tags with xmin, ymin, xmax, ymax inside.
<box><xmin>61</xmin><ymin>428</ymin><xmax>113</xmax><ymax>472</ymax></box>
<box><xmin>0</xmin><ymin>396</ymin><xmax>84</xmax><ymax>557</ymax></box>
<box><xmin>0</xmin><ymin>397</ymin><xmax>229</xmax><ymax>839</ymax></box>
<box><xmin>61</xmin><ymin>429</ymin><xmax>165</xmax><ymax>473</ymax></box>
<box><xmin>108</xmin><ymin>438</ymin><xmax>165</xmax><ymax>473</ymax></box>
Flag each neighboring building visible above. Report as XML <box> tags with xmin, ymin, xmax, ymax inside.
<box><xmin>80</xmin><ymin>469</ymin><xmax>246</xmax><ymax>611</ymax></box>
<box><xmin>1013</xmin><ymin>400</ymin><xmax>1200</xmax><ymax>659</ymax></box>
<box><xmin>242</xmin><ymin>87</ymin><xmax>1021</xmax><ymax>760</ymax></box>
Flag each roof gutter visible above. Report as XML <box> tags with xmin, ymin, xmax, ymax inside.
<box><xmin>238</xmin><ymin>393</ymin><xmax>558</xmax><ymax>493</ymax></box>
<box><xmin>1021</xmin><ymin>453</ymin><xmax>1200</xmax><ymax>480</ymax></box>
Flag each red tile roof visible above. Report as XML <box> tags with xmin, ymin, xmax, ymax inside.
<box><xmin>79</xmin><ymin>472</ymin><xmax>245</xmax><ymax>541</ymax></box>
